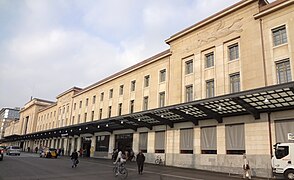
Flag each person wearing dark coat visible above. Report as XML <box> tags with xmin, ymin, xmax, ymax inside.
<box><xmin>70</xmin><ymin>149</ymin><xmax>79</xmax><ymax>168</ymax></box>
<box><xmin>136</xmin><ymin>150</ymin><xmax>145</xmax><ymax>175</ymax></box>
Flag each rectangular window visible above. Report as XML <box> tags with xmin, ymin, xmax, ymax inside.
<box><xmin>159</xmin><ymin>92</ymin><xmax>165</xmax><ymax>107</ymax></box>
<box><xmin>185</xmin><ymin>85</ymin><xmax>193</xmax><ymax>102</ymax></box>
<box><xmin>99</xmin><ymin>109</ymin><xmax>102</xmax><ymax>120</ymax></box>
<box><xmin>131</xmin><ymin>80</ymin><xmax>136</xmax><ymax>91</ymax></box>
<box><xmin>272</xmin><ymin>25</ymin><xmax>287</xmax><ymax>46</ymax></box>
<box><xmin>205</xmin><ymin>52</ymin><xmax>214</xmax><ymax>68</ymax></box>
<box><xmin>74</xmin><ymin>103</ymin><xmax>76</xmax><ymax>110</ymax></box>
<box><xmin>109</xmin><ymin>89</ymin><xmax>113</xmax><ymax>99</ymax></box>
<box><xmin>84</xmin><ymin>113</ymin><xmax>87</xmax><ymax>122</ymax></box>
<box><xmin>100</xmin><ymin>92</ymin><xmax>104</xmax><ymax>101</ymax></box>
<box><xmin>72</xmin><ymin>116</ymin><xmax>75</xmax><ymax>125</ymax></box>
<box><xmin>86</xmin><ymin>98</ymin><xmax>89</xmax><ymax>106</ymax></box>
<box><xmin>78</xmin><ymin>114</ymin><xmax>81</xmax><ymax>123</ymax></box>
<box><xmin>95</xmin><ymin>135</ymin><xmax>110</xmax><ymax>152</ymax></box>
<box><xmin>180</xmin><ymin>128</ymin><xmax>193</xmax><ymax>154</ymax></box>
<box><xmin>230</xmin><ymin>73</ymin><xmax>240</xmax><ymax>93</ymax></box>
<box><xmin>275</xmin><ymin>119</ymin><xmax>294</xmax><ymax>143</ymax></box>
<box><xmin>185</xmin><ymin>60</ymin><xmax>193</xmax><ymax>74</ymax></box>
<box><xmin>139</xmin><ymin>132</ymin><xmax>148</xmax><ymax>153</ymax></box>
<box><xmin>143</xmin><ymin>96</ymin><xmax>148</xmax><ymax>111</ymax></box>
<box><xmin>201</xmin><ymin>126</ymin><xmax>217</xmax><ymax>154</ymax></box>
<box><xmin>155</xmin><ymin>131</ymin><xmax>165</xmax><ymax>153</ymax></box>
<box><xmin>119</xmin><ymin>85</ymin><xmax>124</xmax><ymax>95</ymax></box>
<box><xmin>91</xmin><ymin>111</ymin><xmax>94</xmax><ymax>121</ymax></box>
<box><xmin>226</xmin><ymin>124</ymin><xmax>245</xmax><ymax>154</ymax></box>
<box><xmin>130</xmin><ymin>100</ymin><xmax>134</xmax><ymax>113</ymax></box>
<box><xmin>276</xmin><ymin>60</ymin><xmax>292</xmax><ymax>84</ymax></box>
<box><xmin>118</xmin><ymin>103</ymin><xmax>122</xmax><ymax>116</ymax></box>
<box><xmin>93</xmin><ymin>95</ymin><xmax>96</xmax><ymax>104</ymax></box>
<box><xmin>159</xmin><ymin>69</ymin><xmax>166</xmax><ymax>82</ymax></box>
<box><xmin>108</xmin><ymin>106</ymin><xmax>112</xmax><ymax>118</ymax></box>
<box><xmin>144</xmin><ymin>75</ymin><xmax>150</xmax><ymax>87</ymax></box>
<box><xmin>79</xmin><ymin>101</ymin><xmax>82</xmax><ymax>108</ymax></box>
<box><xmin>206</xmin><ymin>80</ymin><xmax>214</xmax><ymax>98</ymax></box>
<box><xmin>228</xmin><ymin>44</ymin><xmax>239</xmax><ymax>61</ymax></box>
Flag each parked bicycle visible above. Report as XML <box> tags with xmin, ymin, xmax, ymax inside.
<box><xmin>113</xmin><ymin>162</ymin><xmax>128</xmax><ymax>179</ymax></box>
<box><xmin>155</xmin><ymin>155</ymin><xmax>164</xmax><ymax>165</ymax></box>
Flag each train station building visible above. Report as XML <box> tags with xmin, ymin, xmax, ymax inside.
<box><xmin>2</xmin><ymin>0</ymin><xmax>294</xmax><ymax>178</ymax></box>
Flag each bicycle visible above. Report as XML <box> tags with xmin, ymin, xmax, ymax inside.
<box><xmin>155</xmin><ymin>155</ymin><xmax>164</xmax><ymax>165</ymax></box>
<box><xmin>113</xmin><ymin>162</ymin><xmax>128</xmax><ymax>179</ymax></box>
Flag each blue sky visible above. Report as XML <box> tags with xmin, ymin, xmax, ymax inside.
<box><xmin>0</xmin><ymin>0</ymin><xmax>273</xmax><ymax>108</ymax></box>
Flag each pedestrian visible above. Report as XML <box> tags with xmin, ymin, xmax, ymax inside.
<box><xmin>112</xmin><ymin>149</ymin><xmax>118</xmax><ymax>162</ymax></box>
<box><xmin>243</xmin><ymin>153</ymin><xmax>251</xmax><ymax>179</ymax></box>
<box><xmin>136</xmin><ymin>150</ymin><xmax>145</xmax><ymax>175</ymax></box>
<box><xmin>61</xmin><ymin>148</ymin><xmax>64</xmax><ymax>156</ymax></box>
<box><xmin>70</xmin><ymin>149</ymin><xmax>79</xmax><ymax>168</ymax></box>
<box><xmin>79</xmin><ymin>148</ymin><xmax>83</xmax><ymax>157</ymax></box>
<box><xmin>27</xmin><ymin>147</ymin><xmax>30</xmax><ymax>152</ymax></box>
<box><xmin>35</xmin><ymin>147</ymin><xmax>38</xmax><ymax>154</ymax></box>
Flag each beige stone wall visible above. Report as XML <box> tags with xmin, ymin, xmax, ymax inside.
<box><xmin>71</xmin><ymin>56</ymin><xmax>170</xmax><ymax>124</ymax></box>
<box><xmin>37</xmin><ymin>104</ymin><xmax>57</xmax><ymax>132</ymax></box>
<box><xmin>18</xmin><ymin>99</ymin><xmax>53</xmax><ymax>135</ymax></box>
<box><xmin>4</xmin><ymin>120</ymin><xmax>20</xmax><ymax>137</ymax></box>
<box><xmin>168</xmin><ymin>2</ymin><xmax>266</xmax><ymax>105</ymax></box>
<box><xmin>260</xmin><ymin>5</ymin><xmax>294</xmax><ymax>85</ymax></box>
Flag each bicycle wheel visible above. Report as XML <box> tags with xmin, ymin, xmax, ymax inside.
<box><xmin>155</xmin><ymin>159</ymin><xmax>160</xmax><ymax>165</ymax></box>
<box><xmin>113</xmin><ymin>166</ymin><xmax>118</xmax><ymax>177</ymax></box>
<box><xmin>119</xmin><ymin>168</ymin><xmax>128</xmax><ymax>180</ymax></box>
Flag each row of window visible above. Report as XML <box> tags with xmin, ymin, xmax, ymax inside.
<box><xmin>184</xmin><ymin>43</ymin><xmax>240</xmax><ymax>74</ymax></box>
<box><xmin>94</xmin><ymin>123</ymin><xmax>245</xmax><ymax>155</ymax></box>
<box><xmin>70</xmin><ymin>92</ymin><xmax>166</xmax><ymax>124</ymax></box>
<box><xmin>73</xmin><ymin>69</ymin><xmax>167</xmax><ymax>111</ymax></box>
<box><xmin>183</xmin><ymin>25</ymin><xmax>288</xmax><ymax>74</ymax></box>
<box><xmin>37</xmin><ymin>58</ymin><xmax>291</xmax><ymax>129</ymax></box>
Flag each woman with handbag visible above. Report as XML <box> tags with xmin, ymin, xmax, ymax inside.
<box><xmin>243</xmin><ymin>154</ymin><xmax>251</xmax><ymax>179</ymax></box>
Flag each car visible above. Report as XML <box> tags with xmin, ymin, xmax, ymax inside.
<box><xmin>40</xmin><ymin>148</ymin><xmax>57</xmax><ymax>158</ymax></box>
<box><xmin>0</xmin><ymin>147</ymin><xmax>4</xmax><ymax>161</ymax></box>
<box><xmin>6</xmin><ymin>146</ymin><xmax>21</xmax><ymax>156</ymax></box>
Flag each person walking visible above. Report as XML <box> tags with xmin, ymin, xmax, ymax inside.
<box><xmin>136</xmin><ymin>150</ymin><xmax>145</xmax><ymax>175</ymax></box>
<box><xmin>243</xmin><ymin>153</ymin><xmax>251</xmax><ymax>179</ymax></box>
<box><xmin>70</xmin><ymin>149</ymin><xmax>79</xmax><ymax>168</ymax></box>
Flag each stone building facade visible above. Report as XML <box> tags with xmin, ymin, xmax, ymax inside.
<box><xmin>3</xmin><ymin>0</ymin><xmax>294</xmax><ymax>178</ymax></box>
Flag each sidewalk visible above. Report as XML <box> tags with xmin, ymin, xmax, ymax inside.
<box><xmin>74</xmin><ymin>156</ymin><xmax>272</xmax><ymax>180</ymax></box>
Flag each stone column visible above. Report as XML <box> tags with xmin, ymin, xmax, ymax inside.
<box><xmin>109</xmin><ymin>134</ymin><xmax>115</xmax><ymax>155</ymax></box>
<box><xmin>90</xmin><ymin>136</ymin><xmax>96</xmax><ymax>157</ymax></box>
<box><xmin>63</xmin><ymin>138</ymin><xmax>68</xmax><ymax>156</ymax></box>
<box><xmin>147</xmin><ymin>132</ymin><xmax>155</xmax><ymax>153</ymax></box>
<box><xmin>217</xmin><ymin>125</ymin><xmax>226</xmax><ymax>154</ymax></box>
<box><xmin>132</xmin><ymin>132</ymin><xmax>139</xmax><ymax>153</ymax></box>
<box><xmin>77</xmin><ymin>137</ymin><xmax>81</xmax><ymax>152</ymax></box>
<box><xmin>194</xmin><ymin>127</ymin><xmax>201</xmax><ymax>154</ymax></box>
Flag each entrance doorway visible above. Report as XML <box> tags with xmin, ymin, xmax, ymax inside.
<box><xmin>115</xmin><ymin>133</ymin><xmax>133</xmax><ymax>153</ymax></box>
<box><xmin>82</xmin><ymin>137</ymin><xmax>91</xmax><ymax>157</ymax></box>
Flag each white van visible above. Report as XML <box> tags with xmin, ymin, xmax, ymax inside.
<box><xmin>272</xmin><ymin>143</ymin><xmax>294</xmax><ymax>180</ymax></box>
<box><xmin>6</xmin><ymin>146</ymin><xmax>21</xmax><ymax>156</ymax></box>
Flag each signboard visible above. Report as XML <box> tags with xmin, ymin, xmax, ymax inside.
<box><xmin>61</xmin><ymin>133</ymin><xmax>68</xmax><ymax>137</ymax></box>
<box><xmin>288</xmin><ymin>133</ymin><xmax>294</xmax><ymax>141</ymax></box>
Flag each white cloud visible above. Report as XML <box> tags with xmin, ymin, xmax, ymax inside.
<box><xmin>1</xmin><ymin>0</ymin><xmax>273</xmax><ymax>108</ymax></box>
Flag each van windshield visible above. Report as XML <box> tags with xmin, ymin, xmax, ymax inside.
<box><xmin>275</xmin><ymin>146</ymin><xmax>289</xmax><ymax>159</ymax></box>
<box><xmin>11</xmin><ymin>146</ymin><xmax>20</xmax><ymax>149</ymax></box>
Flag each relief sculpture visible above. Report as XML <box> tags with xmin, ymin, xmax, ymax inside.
<box><xmin>197</xmin><ymin>18</ymin><xmax>243</xmax><ymax>47</ymax></box>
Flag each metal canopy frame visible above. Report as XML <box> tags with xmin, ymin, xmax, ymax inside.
<box><xmin>5</xmin><ymin>82</ymin><xmax>294</xmax><ymax>142</ymax></box>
